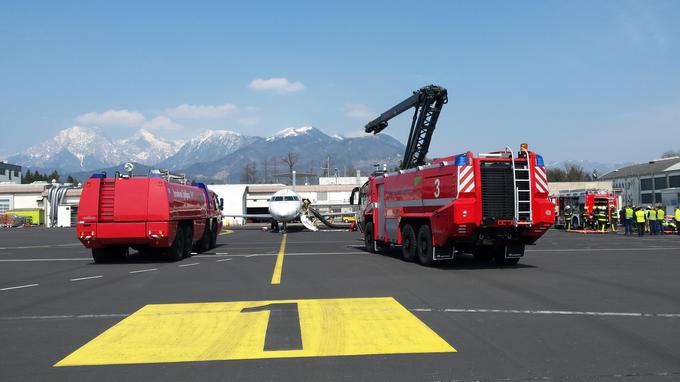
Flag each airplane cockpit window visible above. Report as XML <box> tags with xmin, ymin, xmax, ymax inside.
<box><xmin>271</xmin><ymin>196</ymin><xmax>284</xmax><ymax>201</ymax></box>
<box><xmin>284</xmin><ymin>196</ymin><xmax>297</xmax><ymax>201</ymax></box>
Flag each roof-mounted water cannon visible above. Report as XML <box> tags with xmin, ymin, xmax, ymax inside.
<box><xmin>123</xmin><ymin>162</ymin><xmax>134</xmax><ymax>178</ymax></box>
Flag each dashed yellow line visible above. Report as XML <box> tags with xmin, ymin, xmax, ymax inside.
<box><xmin>219</xmin><ymin>229</ymin><xmax>234</xmax><ymax>236</ymax></box>
<box><xmin>270</xmin><ymin>233</ymin><xmax>287</xmax><ymax>285</ymax></box>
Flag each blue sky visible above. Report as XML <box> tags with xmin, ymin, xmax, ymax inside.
<box><xmin>1</xmin><ymin>0</ymin><xmax>679</xmax><ymax>163</ymax></box>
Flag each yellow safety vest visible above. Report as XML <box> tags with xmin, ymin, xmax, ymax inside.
<box><xmin>648</xmin><ymin>210</ymin><xmax>656</xmax><ymax>221</ymax></box>
<box><xmin>657</xmin><ymin>209</ymin><xmax>664</xmax><ymax>220</ymax></box>
<box><xmin>675</xmin><ymin>209</ymin><xmax>680</xmax><ymax>221</ymax></box>
<box><xmin>635</xmin><ymin>210</ymin><xmax>646</xmax><ymax>223</ymax></box>
<box><xmin>625</xmin><ymin>208</ymin><xmax>634</xmax><ymax>219</ymax></box>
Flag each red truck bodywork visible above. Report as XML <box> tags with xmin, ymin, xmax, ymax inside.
<box><xmin>358</xmin><ymin>149</ymin><xmax>554</xmax><ymax>265</ymax></box>
<box><xmin>77</xmin><ymin>175</ymin><xmax>223</xmax><ymax>262</ymax></box>
<box><xmin>552</xmin><ymin>190</ymin><xmax>618</xmax><ymax>229</ymax></box>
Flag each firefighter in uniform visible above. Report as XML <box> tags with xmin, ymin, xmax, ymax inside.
<box><xmin>564</xmin><ymin>205</ymin><xmax>573</xmax><ymax>230</ymax></box>
<box><xmin>635</xmin><ymin>207</ymin><xmax>646</xmax><ymax>236</ymax></box>
<box><xmin>610</xmin><ymin>205</ymin><xmax>618</xmax><ymax>232</ymax></box>
<box><xmin>675</xmin><ymin>206</ymin><xmax>680</xmax><ymax>235</ymax></box>
<box><xmin>624</xmin><ymin>205</ymin><xmax>634</xmax><ymax>236</ymax></box>
<box><xmin>647</xmin><ymin>206</ymin><xmax>656</xmax><ymax>235</ymax></box>
<box><xmin>596</xmin><ymin>206</ymin><xmax>608</xmax><ymax>232</ymax></box>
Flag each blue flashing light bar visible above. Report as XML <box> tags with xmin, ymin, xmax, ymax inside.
<box><xmin>535</xmin><ymin>155</ymin><xmax>545</xmax><ymax>167</ymax></box>
<box><xmin>454</xmin><ymin>154</ymin><xmax>469</xmax><ymax>166</ymax></box>
<box><xmin>89</xmin><ymin>172</ymin><xmax>106</xmax><ymax>179</ymax></box>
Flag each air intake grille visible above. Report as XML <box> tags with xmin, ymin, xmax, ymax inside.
<box><xmin>99</xmin><ymin>180</ymin><xmax>115</xmax><ymax>221</ymax></box>
<box><xmin>480</xmin><ymin>162</ymin><xmax>515</xmax><ymax>223</ymax></box>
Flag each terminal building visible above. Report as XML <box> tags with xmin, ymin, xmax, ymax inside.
<box><xmin>600</xmin><ymin>157</ymin><xmax>680</xmax><ymax>214</ymax></box>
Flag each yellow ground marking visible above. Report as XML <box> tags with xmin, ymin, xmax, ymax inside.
<box><xmin>219</xmin><ymin>229</ymin><xmax>234</xmax><ymax>235</ymax></box>
<box><xmin>54</xmin><ymin>297</ymin><xmax>455</xmax><ymax>367</ymax></box>
<box><xmin>270</xmin><ymin>233</ymin><xmax>287</xmax><ymax>284</ymax></box>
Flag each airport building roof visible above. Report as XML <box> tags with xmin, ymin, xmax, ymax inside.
<box><xmin>600</xmin><ymin>157</ymin><xmax>680</xmax><ymax>180</ymax></box>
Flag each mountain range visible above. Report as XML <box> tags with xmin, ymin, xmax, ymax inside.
<box><xmin>7</xmin><ymin>126</ymin><xmax>405</xmax><ymax>183</ymax></box>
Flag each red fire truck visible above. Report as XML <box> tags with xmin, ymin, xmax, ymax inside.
<box><xmin>355</xmin><ymin>85</ymin><xmax>554</xmax><ymax>266</ymax></box>
<box><xmin>552</xmin><ymin>189</ymin><xmax>618</xmax><ymax>229</ymax></box>
<box><xmin>77</xmin><ymin>169</ymin><xmax>223</xmax><ymax>263</ymax></box>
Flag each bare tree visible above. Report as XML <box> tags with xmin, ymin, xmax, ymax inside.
<box><xmin>661</xmin><ymin>150</ymin><xmax>680</xmax><ymax>158</ymax></box>
<box><xmin>281</xmin><ymin>152</ymin><xmax>299</xmax><ymax>174</ymax></box>
<box><xmin>240</xmin><ymin>162</ymin><xmax>257</xmax><ymax>184</ymax></box>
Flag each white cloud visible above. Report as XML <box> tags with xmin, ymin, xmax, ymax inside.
<box><xmin>75</xmin><ymin>109</ymin><xmax>145</xmax><ymax>126</ymax></box>
<box><xmin>142</xmin><ymin>116</ymin><xmax>182</xmax><ymax>131</ymax></box>
<box><xmin>248</xmin><ymin>77</ymin><xmax>305</xmax><ymax>93</ymax></box>
<box><xmin>345</xmin><ymin>104</ymin><xmax>377</xmax><ymax>121</ymax></box>
<box><xmin>164</xmin><ymin>103</ymin><xmax>238</xmax><ymax>119</ymax></box>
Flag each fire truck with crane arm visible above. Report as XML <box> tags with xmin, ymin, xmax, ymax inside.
<box><xmin>353</xmin><ymin>85</ymin><xmax>554</xmax><ymax>266</ymax></box>
<box><xmin>77</xmin><ymin>166</ymin><xmax>224</xmax><ymax>263</ymax></box>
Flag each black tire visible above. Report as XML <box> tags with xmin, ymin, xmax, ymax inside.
<box><xmin>417</xmin><ymin>224</ymin><xmax>434</xmax><ymax>266</ymax></box>
<box><xmin>195</xmin><ymin>220</ymin><xmax>211</xmax><ymax>253</ymax></box>
<box><xmin>92</xmin><ymin>246</ymin><xmax>127</xmax><ymax>263</ymax></box>
<box><xmin>209</xmin><ymin>222</ymin><xmax>218</xmax><ymax>249</ymax></box>
<box><xmin>401</xmin><ymin>224</ymin><xmax>417</xmax><ymax>262</ymax></box>
<box><xmin>92</xmin><ymin>247</ymin><xmax>114</xmax><ymax>263</ymax></box>
<box><xmin>183</xmin><ymin>225</ymin><xmax>193</xmax><ymax>258</ymax></box>
<box><xmin>364</xmin><ymin>222</ymin><xmax>375</xmax><ymax>253</ymax></box>
<box><xmin>165</xmin><ymin>225</ymin><xmax>185</xmax><ymax>261</ymax></box>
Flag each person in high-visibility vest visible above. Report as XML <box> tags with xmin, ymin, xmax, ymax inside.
<box><xmin>656</xmin><ymin>207</ymin><xmax>665</xmax><ymax>235</ymax></box>
<box><xmin>624</xmin><ymin>205</ymin><xmax>634</xmax><ymax>236</ymax></box>
<box><xmin>675</xmin><ymin>206</ymin><xmax>680</xmax><ymax>235</ymax></box>
<box><xmin>635</xmin><ymin>207</ymin><xmax>646</xmax><ymax>236</ymax></box>
<box><xmin>647</xmin><ymin>206</ymin><xmax>657</xmax><ymax>235</ymax></box>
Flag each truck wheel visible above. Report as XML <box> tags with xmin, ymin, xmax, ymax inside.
<box><xmin>195</xmin><ymin>220</ymin><xmax>211</xmax><ymax>253</ymax></box>
<box><xmin>209</xmin><ymin>222</ymin><xmax>218</xmax><ymax>249</ymax></box>
<box><xmin>183</xmin><ymin>225</ymin><xmax>193</xmax><ymax>258</ymax></box>
<box><xmin>401</xmin><ymin>224</ymin><xmax>417</xmax><ymax>262</ymax></box>
<box><xmin>165</xmin><ymin>226</ymin><xmax>185</xmax><ymax>262</ymax></box>
<box><xmin>416</xmin><ymin>224</ymin><xmax>434</xmax><ymax>266</ymax></box>
<box><xmin>364</xmin><ymin>222</ymin><xmax>375</xmax><ymax>253</ymax></box>
<box><xmin>92</xmin><ymin>247</ymin><xmax>114</xmax><ymax>263</ymax></box>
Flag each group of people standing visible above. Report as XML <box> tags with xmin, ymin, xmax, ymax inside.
<box><xmin>622</xmin><ymin>205</ymin><xmax>680</xmax><ymax>236</ymax></box>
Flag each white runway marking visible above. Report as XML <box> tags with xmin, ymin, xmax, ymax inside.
<box><xmin>0</xmin><ymin>243</ymin><xmax>80</xmax><ymax>250</ymax></box>
<box><xmin>178</xmin><ymin>262</ymin><xmax>199</xmax><ymax>267</ymax></box>
<box><xmin>216</xmin><ymin>258</ymin><xmax>232</xmax><ymax>262</ymax></box>
<box><xmin>70</xmin><ymin>275</ymin><xmax>103</xmax><ymax>282</ymax></box>
<box><xmin>1</xmin><ymin>283</ymin><xmax>39</xmax><ymax>291</ymax></box>
<box><xmin>129</xmin><ymin>268</ymin><xmax>158</xmax><ymax>274</ymax></box>
<box><xmin>411</xmin><ymin>307</ymin><xmax>680</xmax><ymax>318</ymax></box>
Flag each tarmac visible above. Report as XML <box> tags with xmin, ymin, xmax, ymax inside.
<box><xmin>1</xmin><ymin>226</ymin><xmax>679</xmax><ymax>381</ymax></box>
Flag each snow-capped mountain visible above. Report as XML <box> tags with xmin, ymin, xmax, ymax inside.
<box><xmin>266</xmin><ymin>126</ymin><xmax>316</xmax><ymax>142</ymax></box>
<box><xmin>8</xmin><ymin>126</ymin><xmax>182</xmax><ymax>173</ymax></box>
<box><xmin>118</xmin><ymin>129</ymin><xmax>183</xmax><ymax>165</ymax></box>
<box><xmin>160</xmin><ymin>130</ymin><xmax>258</xmax><ymax>169</ymax></box>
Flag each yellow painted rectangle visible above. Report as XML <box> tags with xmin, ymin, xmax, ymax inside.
<box><xmin>55</xmin><ymin>297</ymin><xmax>455</xmax><ymax>366</ymax></box>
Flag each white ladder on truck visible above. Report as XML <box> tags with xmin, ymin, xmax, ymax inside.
<box><xmin>507</xmin><ymin>147</ymin><xmax>532</xmax><ymax>225</ymax></box>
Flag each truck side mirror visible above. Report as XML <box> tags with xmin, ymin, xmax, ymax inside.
<box><xmin>219</xmin><ymin>198</ymin><xmax>224</xmax><ymax>211</ymax></box>
<box><xmin>350</xmin><ymin>187</ymin><xmax>360</xmax><ymax>205</ymax></box>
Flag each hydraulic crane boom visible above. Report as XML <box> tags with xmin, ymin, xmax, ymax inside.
<box><xmin>365</xmin><ymin>85</ymin><xmax>448</xmax><ymax>169</ymax></box>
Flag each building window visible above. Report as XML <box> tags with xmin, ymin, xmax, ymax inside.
<box><xmin>0</xmin><ymin>197</ymin><xmax>10</xmax><ymax>213</ymax></box>
<box><xmin>640</xmin><ymin>178</ymin><xmax>652</xmax><ymax>191</ymax></box>
<box><xmin>655</xmin><ymin>193</ymin><xmax>662</xmax><ymax>203</ymax></box>
<box><xmin>670</xmin><ymin>175</ymin><xmax>680</xmax><ymax>188</ymax></box>
<box><xmin>0</xmin><ymin>168</ymin><xmax>5</xmax><ymax>175</ymax></box>
<box><xmin>14</xmin><ymin>170</ymin><xmax>19</xmax><ymax>177</ymax></box>
<box><xmin>654</xmin><ymin>177</ymin><xmax>667</xmax><ymax>190</ymax></box>
<box><xmin>641</xmin><ymin>193</ymin><xmax>653</xmax><ymax>204</ymax></box>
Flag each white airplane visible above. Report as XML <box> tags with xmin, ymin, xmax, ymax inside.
<box><xmin>222</xmin><ymin>188</ymin><xmax>354</xmax><ymax>232</ymax></box>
